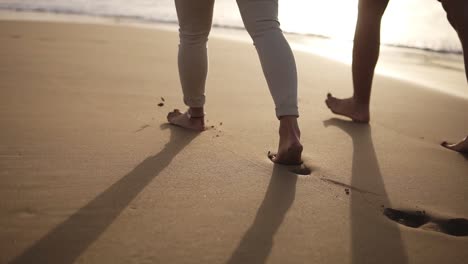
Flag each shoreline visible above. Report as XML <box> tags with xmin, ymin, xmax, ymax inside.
<box><xmin>0</xmin><ymin>6</ymin><xmax>463</xmax><ymax>55</ymax></box>
<box><xmin>0</xmin><ymin>8</ymin><xmax>462</xmax><ymax>54</ymax></box>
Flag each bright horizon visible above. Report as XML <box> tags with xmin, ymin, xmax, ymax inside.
<box><xmin>278</xmin><ymin>0</ymin><xmax>459</xmax><ymax>51</ymax></box>
<box><xmin>0</xmin><ymin>0</ymin><xmax>462</xmax><ymax>52</ymax></box>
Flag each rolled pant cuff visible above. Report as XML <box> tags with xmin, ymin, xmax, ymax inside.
<box><xmin>183</xmin><ymin>97</ymin><xmax>205</xmax><ymax>108</ymax></box>
<box><xmin>276</xmin><ymin>106</ymin><xmax>299</xmax><ymax>118</ymax></box>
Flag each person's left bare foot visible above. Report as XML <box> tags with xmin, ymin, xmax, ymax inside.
<box><xmin>441</xmin><ymin>136</ymin><xmax>468</xmax><ymax>154</ymax></box>
<box><xmin>167</xmin><ymin>108</ymin><xmax>205</xmax><ymax>132</ymax></box>
<box><xmin>268</xmin><ymin>116</ymin><xmax>303</xmax><ymax>165</ymax></box>
<box><xmin>325</xmin><ymin>93</ymin><xmax>370</xmax><ymax>123</ymax></box>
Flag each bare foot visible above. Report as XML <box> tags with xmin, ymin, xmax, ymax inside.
<box><xmin>268</xmin><ymin>116</ymin><xmax>303</xmax><ymax>165</ymax></box>
<box><xmin>167</xmin><ymin>109</ymin><xmax>205</xmax><ymax>132</ymax></box>
<box><xmin>325</xmin><ymin>93</ymin><xmax>370</xmax><ymax>123</ymax></box>
<box><xmin>441</xmin><ymin>136</ymin><xmax>468</xmax><ymax>154</ymax></box>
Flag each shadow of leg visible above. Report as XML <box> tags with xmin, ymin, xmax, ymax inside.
<box><xmin>9</xmin><ymin>125</ymin><xmax>198</xmax><ymax>264</ymax></box>
<box><xmin>324</xmin><ymin>118</ymin><xmax>408</xmax><ymax>264</ymax></box>
<box><xmin>226</xmin><ymin>165</ymin><xmax>297</xmax><ymax>264</ymax></box>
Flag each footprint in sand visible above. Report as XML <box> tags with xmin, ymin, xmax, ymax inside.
<box><xmin>384</xmin><ymin>208</ymin><xmax>468</xmax><ymax>237</ymax></box>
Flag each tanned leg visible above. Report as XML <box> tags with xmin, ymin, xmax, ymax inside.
<box><xmin>325</xmin><ymin>0</ymin><xmax>390</xmax><ymax>123</ymax></box>
<box><xmin>439</xmin><ymin>0</ymin><xmax>468</xmax><ymax>153</ymax></box>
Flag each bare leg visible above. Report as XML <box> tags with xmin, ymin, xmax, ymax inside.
<box><xmin>439</xmin><ymin>0</ymin><xmax>468</xmax><ymax>81</ymax></box>
<box><xmin>439</xmin><ymin>0</ymin><xmax>468</xmax><ymax>153</ymax></box>
<box><xmin>325</xmin><ymin>0</ymin><xmax>389</xmax><ymax>123</ymax></box>
<box><xmin>462</xmin><ymin>24</ymin><xmax>468</xmax><ymax>83</ymax></box>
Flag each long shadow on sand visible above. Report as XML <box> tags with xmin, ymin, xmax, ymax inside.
<box><xmin>324</xmin><ymin>118</ymin><xmax>408</xmax><ymax>264</ymax></box>
<box><xmin>9</xmin><ymin>124</ymin><xmax>198</xmax><ymax>264</ymax></box>
<box><xmin>226</xmin><ymin>165</ymin><xmax>297</xmax><ymax>264</ymax></box>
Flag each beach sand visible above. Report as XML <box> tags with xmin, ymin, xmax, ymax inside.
<box><xmin>0</xmin><ymin>19</ymin><xmax>467</xmax><ymax>264</ymax></box>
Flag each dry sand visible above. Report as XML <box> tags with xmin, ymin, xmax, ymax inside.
<box><xmin>0</xmin><ymin>19</ymin><xmax>467</xmax><ymax>264</ymax></box>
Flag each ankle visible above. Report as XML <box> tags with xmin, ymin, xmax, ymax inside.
<box><xmin>351</xmin><ymin>97</ymin><xmax>370</xmax><ymax>109</ymax></box>
<box><xmin>188</xmin><ymin>107</ymin><xmax>204</xmax><ymax>118</ymax></box>
<box><xmin>279</xmin><ymin>116</ymin><xmax>301</xmax><ymax>138</ymax></box>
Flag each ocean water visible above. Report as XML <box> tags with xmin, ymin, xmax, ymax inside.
<box><xmin>0</xmin><ymin>0</ymin><xmax>462</xmax><ymax>53</ymax></box>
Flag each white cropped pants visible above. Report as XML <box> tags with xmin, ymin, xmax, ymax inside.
<box><xmin>175</xmin><ymin>0</ymin><xmax>299</xmax><ymax>117</ymax></box>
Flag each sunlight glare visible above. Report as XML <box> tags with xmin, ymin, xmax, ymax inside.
<box><xmin>280</xmin><ymin>0</ymin><xmax>358</xmax><ymax>40</ymax></box>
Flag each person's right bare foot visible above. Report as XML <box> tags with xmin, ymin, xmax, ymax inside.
<box><xmin>167</xmin><ymin>108</ymin><xmax>205</xmax><ymax>132</ymax></box>
<box><xmin>325</xmin><ymin>93</ymin><xmax>370</xmax><ymax>123</ymax></box>
<box><xmin>441</xmin><ymin>136</ymin><xmax>468</xmax><ymax>154</ymax></box>
<box><xmin>268</xmin><ymin>116</ymin><xmax>303</xmax><ymax>165</ymax></box>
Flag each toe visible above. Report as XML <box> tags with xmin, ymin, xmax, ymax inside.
<box><xmin>267</xmin><ymin>151</ymin><xmax>276</xmax><ymax>161</ymax></box>
<box><xmin>441</xmin><ymin>141</ymin><xmax>456</xmax><ymax>150</ymax></box>
<box><xmin>325</xmin><ymin>97</ymin><xmax>334</xmax><ymax>109</ymax></box>
<box><xmin>167</xmin><ymin>112</ymin><xmax>174</xmax><ymax>120</ymax></box>
<box><xmin>267</xmin><ymin>151</ymin><xmax>303</xmax><ymax>165</ymax></box>
<box><xmin>327</xmin><ymin>96</ymin><xmax>338</xmax><ymax>106</ymax></box>
<box><xmin>167</xmin><ymin>111</ymin><xmax>182</xmax><ymax>122</ymax></box>
<box><xmin>166</xmin><ymin>112</ymin><xmax>173</xmax><ymax>121</ymax></box>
